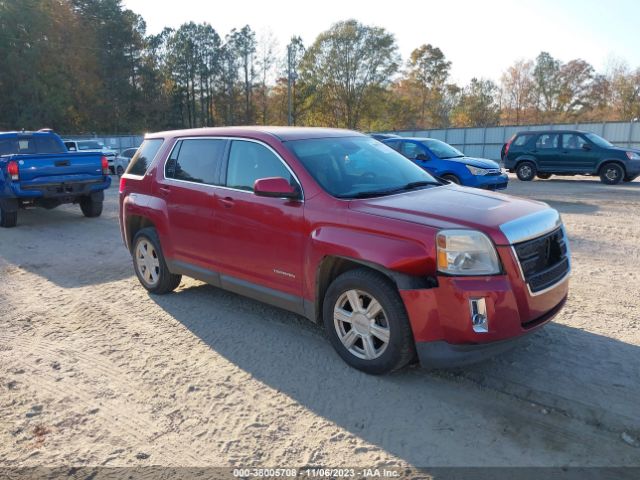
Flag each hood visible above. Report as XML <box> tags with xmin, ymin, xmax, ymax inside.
<box><xmin>608</xmin><ymin>145</ymin><xmax>640</xmax><ymax>155</ymax></box>
<box><xmin>349</xmin><ymin>185</ymin><xmax>552</xmax><ymax>245</ymax></box>
<box><xmin>447</xmin><ymin>156</ymin><xmax>500</xmax><ymax>169</ymax></box>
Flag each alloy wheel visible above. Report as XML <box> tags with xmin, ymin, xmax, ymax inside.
<box><xmin>136</xmin><ymin>239</ymin><xmax>160</xmax><ymax>287</ymax></box>
<box><xmin>333</xmin><ymin>289</ymin><xmax>390</xmax><ymax>360</ymax></box>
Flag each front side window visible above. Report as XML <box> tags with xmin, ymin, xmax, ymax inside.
<box><xmin>165</xmin><ymin>139</ymin><xmax>225</xmax><ymax>185</ymax></box>
<box><xmin>536</xmin><ymin>134</ymin><xmax>559</xmax><ymax>149</ymax></box>
<box><xmin>562</xmin><ymin>134</ymin><xmax>588</xmax><ymax>150</ymax></box>
<box><xmin>127</xmin><ymin>138</ymin><xmax>164</xmax><ymax>176</ymax></box>
<box><xmin>286</xmin><ymin>136</ymin><xmax>439</xmax><ymax>199</ymax></box>
<box><xmin>399</xmin><ymin>142</ymin><xmax>425</xmax><ymax>160</ymax></box>
<box><xmin>226</xmin><ymin>140</ymin><xmax>293</xmax><ymax>192</ymax></box>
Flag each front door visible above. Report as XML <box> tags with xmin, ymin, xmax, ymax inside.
<box><xmin>560</xmin><ymin>133</ymin><xmax>599</xmax><ymax>173</ymax></box>
<box><xmin>215</xmin><ymin>139</ymin><xmax>305</xmax><ymax>302</ymax></box>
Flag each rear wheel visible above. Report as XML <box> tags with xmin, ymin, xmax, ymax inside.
<box><xmin>0</xmin><ymin>205</ymin><xmax>17</xmax><ymax>228</ymax></box>
<box><xmin>80</xmin><ymin>196</ymin><xmax>103</xmax><ymax>217</ymax></box>
<box><xmin>116</xmin><ymin>165</ymin><xmax>125</xmax><ymax>175</ymax></box>
<box><xmin>323</xmin><ymin>268</ymin><xmax>415</xmax><ymax>375</ymax></box>
<box><xmin>442</xmin><ymin>174</ymin><xmax>460</xmax><ymax>185</ymax></box>
<box><xmin>132</xmin><ymin>227</ymin><xmax>181</xmax><ymax>294</ymax></box>
<box><xmin>516</xmin><ymin>161</ymin><xmax>536</xmax><ymax>181</ymax></box>
<box><xmin>599</xmin><ymin>163</ymin><xmax>624</xmax><ymax>185</ymax></box>
<box><xmin>537</xmin><ymin>173</ymin><xmax>552</xmax><ymax>179</ymax></box>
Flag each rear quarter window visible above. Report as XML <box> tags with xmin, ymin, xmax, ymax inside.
<box><xmin>513</xmin><ymin>134</ymin><xmax>534</xmax><ymax>147</ymax></box>
<box><xmin>126</xmin><ymin>139</ymin><xmax>164</xmax><ymax>176</ymax></box>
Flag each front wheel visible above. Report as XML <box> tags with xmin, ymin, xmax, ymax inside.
<box><xmin>516</xmin><ymin>161</ymin><xmax>536</xmax><ymax>181</ymax></box>
<box><xmin>132</xmin><ymin>227</ymin><xmax>181</xmax><ymax>294</ymax></box>
<box><xmin>116</xmin><ymin>165</ymin><xmax>125</xmax><ymax>176</ymax></box>
<box><xmin>323</xmin><ymin>268</ymin><xmax>415</xmax><ymax>375</ymax></box>
<box><xmin>600</xmin><ymin>163</ymin><xmax>624</xmax><ymax>185</ymax></box>
<box><xmin>442</xmin><ymin>174</ymin><xmax>460</xmax><ymax>185</ymax></box>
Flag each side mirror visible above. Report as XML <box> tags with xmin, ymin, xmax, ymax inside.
<box><xmin>582</xmin><ymin>144</ymin><xmax>592</xmax><ymax>151</ymax></box>
<box><xmin>415</xmin><ymin>153</ymin><xmax>429</xmax><ymax>161</ymax></box>
<box><xmin>254</xmin><ymin>177</ymin><xmax>301</xmax><ymax>200</ymax></box>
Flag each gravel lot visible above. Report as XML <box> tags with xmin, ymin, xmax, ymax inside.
<box><xmin>0</xmin><ymin>175</ymin><xmax>639</xmax><ymax>469</ymax></box>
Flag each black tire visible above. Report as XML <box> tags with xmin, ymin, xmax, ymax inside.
<box><xmin>442</xmin><ymin>174</ymin><xmax>461</xmax><ymax>185</ymax></box>
<box><xmin>0</xmin><ymin>205</ymin><xmax>17</xmax><ymax>228</ymax></box>
<box><xmin>322</xmin><ymin>268</ymin><xmax>416</xmax><ymax>375</ymax></box>
<box><xmin>516</xmin><ymin>161</ymin><xmax>536</xmax><ymax>181</ymax></box>
<box><xmin>116</xmin><ymin>165</ymin><xmax>125</xmax><ymax>175</ymax></box>
<box><xmin>80</xmin><ymin>196</ymin><xmax>103</xmax><ymax>217</ymax></box>
<box><xmin>599</xmin><ymin>163</ymin><xmax>624</xmax><ymax>185</ymax></box>
<box><xmin>537</xmin><ymin>173</ymin><xmax>552</xmax><ymax>180</ymax></box>
<box><xmin>132</xmin><ymin>227</ymin><xmax>182</xmax><ymax>294</ymax></box>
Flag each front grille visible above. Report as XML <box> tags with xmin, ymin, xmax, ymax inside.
<box><xmin>513</xmin><ymin>227</ymin><xmax>569</xmax><ymax>293</ymax></box>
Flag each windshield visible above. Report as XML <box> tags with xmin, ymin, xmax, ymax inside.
<box><xmin>286</xmin><ymin>136</ymin><xmax>440</xmax><ymax>199</ymax></box>
<box><xmin>78</xmin><ymin>141</ymin><xmax>103</xmax><ymax>150</ymax></box>
<box><xmin>422</xmin><ymin>139</ymin><xmax>464</xmax><ymax>159</ymax></box>
<box><xmin>584</xmin><ymin>133</ymin><xmax>613</xmax><ymax>148</ymax></box>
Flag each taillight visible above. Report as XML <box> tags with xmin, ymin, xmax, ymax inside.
<box><xmin>7</xmin><ymin>161</ymin><xmax>19</xmax><ymax>181</ymax></box>
<box><xmin>101</xmin><ymin>156</ymin><xmax>109</xmax><ymax>175</ymax></box>
<box><xmin>119</xmin><ymin>176</ymin><xmax>127</xmax><ymax>193</ymax></box>
<box><xmin>504</xmin><ymin>135</ymin><xmax>515</xmax><ymax>158</ymax></box>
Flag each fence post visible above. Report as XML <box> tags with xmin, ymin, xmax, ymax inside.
<box><xmin>481</xmin><ymin>127</ymin><xmax>487</xmax><ymax>158</ymax></box>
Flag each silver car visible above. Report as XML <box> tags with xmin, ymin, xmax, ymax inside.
<box><xmin>114</xmin><ymin>147</ymin><xmax>139</xmax><ymax>175</ymax></box>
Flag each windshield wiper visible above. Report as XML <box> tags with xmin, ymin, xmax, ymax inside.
<box><xmin>343</xmin><ymin>180</ymin><xmax>440</xmax><ymax>199</ymax></box>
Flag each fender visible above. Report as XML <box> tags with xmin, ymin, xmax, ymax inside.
<box><xmin>595</xmin><ymin>158</ymin><xmax>627</xmax><ymax>174</ymax></box>
<box><xmin>122</xmin><ymin>193</ymin><xmax>173</xmax><ymax>256</ymax></box>
<box><xmin>304</xmin><ymin>225</ymin><xmax>438</xmax><ymax>321</ymax></box>
<box><xmin>513</xmin><ymin>155</ymin><xmax>538</xmax><ymax>168</ymax></box>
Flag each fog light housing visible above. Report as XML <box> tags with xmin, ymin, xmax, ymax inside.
<box><xmin>469</xmin><ymin>298</ymin><xmax>488</xmax><ymax>333</ymax></box>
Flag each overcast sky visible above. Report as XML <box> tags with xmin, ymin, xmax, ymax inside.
<box><xmin>122</xmin><ymin>0</ymin><xmax>639</xmax><ymax>84</ymax></box>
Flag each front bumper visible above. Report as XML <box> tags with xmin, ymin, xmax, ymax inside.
<box><xmin>414</xmin><ymin>295</ymin><xmax>567</xmax><ymax>369</ymax></box>
<box><xmin>473</xmin><ymin>173</ymin><xmax>509</xmax><ymax>190</ymax></box>
<box><xmin>400</xmin><ymin>244</ymin><xmax>569</xmax><ymax>368</ymax></box>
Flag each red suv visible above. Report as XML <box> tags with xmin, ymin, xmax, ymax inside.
<box><xmin>119</xmin><ymin>127</ymin><xmax>570</xmax><ymax>374</ymax></box>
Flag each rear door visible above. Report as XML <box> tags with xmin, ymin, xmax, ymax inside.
<box><xmin>158</xmin><ymin>138</ymin><xmax>227</xmax><ymax>268</ymax></box>
<box><xmin>560</xmin><ymin>133</ymin><xmax>598</xmax><ymax>173</ymax></box>
<box><xmin>532</xmin><ymin>133</ymin><xmax>561</xmax><ymax>171</ymax></box>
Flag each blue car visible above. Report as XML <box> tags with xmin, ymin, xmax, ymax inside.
<box><xmin>382</xmin><ymin>137</ymin><xmax>508</xmax><ymax>190</ymax></box>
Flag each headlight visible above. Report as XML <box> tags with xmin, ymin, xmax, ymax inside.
<box><xmin>626</xmin><ymin>151</ymin><xmax>640</xmax><ymax>160</ymax></box>
<box><xmin>436</xmin><ymin>229</ymin><xmax>501</xmax><ymax>275</ymax></box>
<box><xmin>466</xmin><ymin>165</ymin><xmax>489</xmax><ymax>175</ymax></box>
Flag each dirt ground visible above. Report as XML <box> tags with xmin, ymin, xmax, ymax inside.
<box><xmin>0</xmin><ymin>174</ymin><xmax>639</xmax><ymax>469</ymax></box>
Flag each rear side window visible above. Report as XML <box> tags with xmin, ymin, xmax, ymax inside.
<box><xmin>127</xmin><ymin>139</ymin><xmax>164</xmax><ymax>176</ymax></box>
<box><xmin>513</xmin><ymin>134</ymin><xmax>534</xmax><ymax>147</ymax></box>
<box><xmin>35</xmin><ymin>135</ymin><xmax>65</xmax><ymax>153</ymax></box>
<box><xmin>536</xmin><ymin>134</ymin><xmax>559</xmax><ymax>149</ymax></box>
<box><xmin>226</xmin><ymin>140</ymin><xmax>292</xmax><ymax>192</ymax></box>
<box><xmin>165</xmin><ymin>139</ymin><xmax>225</xmax><ymax>185</ymax></box>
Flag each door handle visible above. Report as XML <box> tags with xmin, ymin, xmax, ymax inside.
<box><xmin>158</xmin><ymin>186</ymin><xmax>171</xmax><ymax>197</ymax></box>
<box><xmin>219</xmin><ymin>196</ymin><xmax>234</xmax><ymax>208</ymax></box>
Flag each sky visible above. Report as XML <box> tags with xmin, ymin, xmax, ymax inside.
<box><xmin>122</xmin><ymin>0</ymin><xmax>640</xmax><ymax>85</ymax></box>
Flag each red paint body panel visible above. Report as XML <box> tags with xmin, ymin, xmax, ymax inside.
<box><xmin>119</xmin><ymin>127</ymin><xmax>571</xmax><ymax>365</ymax></box>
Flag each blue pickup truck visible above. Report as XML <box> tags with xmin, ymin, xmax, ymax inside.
<box><xmin>0</xmin><ymin>130</ymin><xmax>111</xmax><ymax>227</ymax></box>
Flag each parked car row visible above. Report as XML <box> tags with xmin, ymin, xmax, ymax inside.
<box><xmin>64</xmin><ymin>140</ymin><xmax>139</xmax><ymax>175</ymax></box>
<box><xmin>371</xmin><ymin>129</ymin><xmax>640</xmax><ymax>187</ymax></box>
